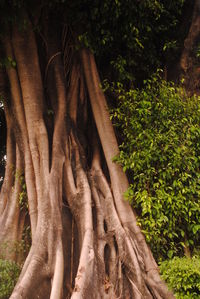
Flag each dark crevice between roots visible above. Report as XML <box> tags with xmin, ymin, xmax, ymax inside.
<box><xmin>103</xmin><ymin>220</ymin><xmax>108</xmax><ymax>234</ymax></box>
<box><xmin>113</xmin><ymin>235</ymin><xmax>118</xmax><ymax>255</ymax></box>
<box><xmin>62</xmin><ymin>201</ymin><xmax>80</xmax><ymax>298</ymax></box>
<box><xmin>104</xmin><ymin>243</ymin><xmax>111</xmax><ymax>278</ymax></box>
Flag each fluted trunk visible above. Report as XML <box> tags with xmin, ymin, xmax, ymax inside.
<box><xmin>0</xmin><ymin>11</ymin><xmax>174</xmax><ymax>299</ymax></box>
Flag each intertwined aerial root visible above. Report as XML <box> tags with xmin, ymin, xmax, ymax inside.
<box><xmin>0</xmin><ymin>13</ymin><xmax>174</xmax><ymax>299</ymax></box>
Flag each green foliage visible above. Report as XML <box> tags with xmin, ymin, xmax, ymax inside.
<box><xmin>0</xmin><ymin>259</ymin><xmax>21</xmax><ymax>299</ymax></box>
<box><xmin>195</xmin><ymin>43</ymin><xmax>200</xmax><ymax>59</ymax></box>
<box><xmin>18</xmin><ymin>178</ymin><xmax>28</xmax><ymax>211</ymax></box>
<box><xmin>0</xmin><ymin>0</ymin><xmax>187</xmax><ymax>84</ymax></box>
<box><xmin>110</xmin><ymin>72</ymin><xmax>200</xmax><ymax>259</ymax></box>
<box><xmin>160</xmin><ymin>257</ymin><xmax>200</xmax><ymax>298</ymax></box>
<box><xmin>66</xmin><ymin>0</ymin><xmax>186</xmax><ymax>83</ymax></box>
<box><xmin>14</xmin><ymin>169</ymin><xmax>28</xmax><ymax>211</ymax></box>
<box><xmin>0</xmin><ymin>57</ymin><xmax>16</xmax><ymax>69</ymax></box>
<box><xmin>0</xmin><ymin>237</ymin><xmax>31</xmax><ymax>264</ymax></box>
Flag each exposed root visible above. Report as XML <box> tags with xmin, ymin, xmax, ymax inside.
<box><xmin>0</xmin><ymin>11</ymin><xmax>174</xmax><ymax>299</ymax></box>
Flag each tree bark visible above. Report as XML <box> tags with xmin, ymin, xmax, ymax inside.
<box><xmin>179</xmin><ymin>0</ymin><xmax>200</xmax><ymax>94</ymax></box>
<box><xmin>0</xmin><ymin>11</ymin><xmax>174</xmax><ymax>299</ymax></box>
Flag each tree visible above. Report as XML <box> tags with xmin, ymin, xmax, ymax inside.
<box><xmin>0</xmin><ymin>1</ymin><xmax>189</xmax><ymax>298</ymax></box>
<box><xmin>179</xmin><ymin>0</ymin><xmax>200</xmax><ymax>94</ymax></box>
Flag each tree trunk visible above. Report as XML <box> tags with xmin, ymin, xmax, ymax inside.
<box><xmin>0</xmin><ymin>11</ymin><xmax>174</xmax><ymax>299</ymax></box>
<box><xmin>179</xmin><ymin>0</ymin><xmax>200</xmax><ymax>94</ymax></box>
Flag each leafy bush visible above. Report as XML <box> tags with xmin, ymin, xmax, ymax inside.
<box><xmin>0</xmin><ymin>259</ymin><xmax>21</xmax><ymax>299</ymax></box>
<box><xmin>110</xmin><ymin>72</ymin><xmax>200</xmax><ymax>259</ymax></box>
<box><xmin>160</xmin><ymin>257</ymin><xmax>200</xmax><ymax>298</ymax></box>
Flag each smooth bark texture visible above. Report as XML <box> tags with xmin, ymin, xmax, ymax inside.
<box><xmin>0</xmin><ymin>12</ymin><xmax>174</xmax><ymax>299</ymax></box>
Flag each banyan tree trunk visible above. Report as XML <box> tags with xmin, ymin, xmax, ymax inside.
<box><xmin>179</xmin><ymin>0</ymin><xmax>200</xmax><ymax>94</ymax></box>
<box><xmin>0</xmin><ymin>11</ymin><xmax>174</xmax><ymax>299</ymax></box>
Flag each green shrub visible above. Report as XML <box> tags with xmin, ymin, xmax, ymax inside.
<box><xmin>110</xmin><ymin>72</ymin><xmax>200</xmax><ymax>260</ymax></box>
<box><xmin>0</xmin><ymin>259</ymin><xmax>21</xmax><ymax>299</ymax></box>
<box><xmin>160</xmin><ymin>257</ymin><xmax>200</xmax><ymax>298</ymax></box>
